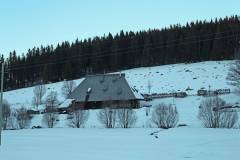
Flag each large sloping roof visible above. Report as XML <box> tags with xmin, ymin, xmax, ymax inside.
<box><xmin>69</xmin><ymin>74</ymin><xmax>143</xmax><ymax>102</ymax></box>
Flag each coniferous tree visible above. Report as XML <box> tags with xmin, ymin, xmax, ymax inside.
<box><xmin>2</xmin><ymin>15</ymin><xmax>240</xmax><ymax>90</ymax></box>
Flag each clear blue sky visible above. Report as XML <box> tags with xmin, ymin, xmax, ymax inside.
<box><xmin>0</xmin><ymin>0</ymin><xmax>239</xmax><ymax>57</ymax></box>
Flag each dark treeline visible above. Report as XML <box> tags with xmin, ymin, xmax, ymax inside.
<box><xmin>3</xmin><ymin>15</ymin><xmax>240</xmax><ymax>90</ymax></box>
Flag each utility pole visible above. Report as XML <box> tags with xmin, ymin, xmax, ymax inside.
<box><xmin>0</xmin><ymin>61</ymin><xmax>4</xmax><ymax>146</ymax></box>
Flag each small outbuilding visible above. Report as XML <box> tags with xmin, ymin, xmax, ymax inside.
<box><xmin>68</xmin><ymin>73</ymin><xmax>143</xmax><ymax>109</ymax></box>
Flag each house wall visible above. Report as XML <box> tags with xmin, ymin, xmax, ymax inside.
<box><xmin>71</xmin><ymin>100</ymin><xmax>140</xmax><ymax>110</ymax></box>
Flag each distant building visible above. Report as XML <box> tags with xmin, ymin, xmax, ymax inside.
<box><xmin>68</xmin><ymin>73</ymin><xmax>143</xmax><ymax>110</ymax></box>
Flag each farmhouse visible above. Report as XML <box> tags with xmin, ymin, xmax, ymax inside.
<box><xmin>68</xmin><ymin>73</ymin><xmax>143</xmax><ymax>109</ymax></box>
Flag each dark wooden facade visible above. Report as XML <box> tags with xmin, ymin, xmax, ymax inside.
<box><xmin>71</xmin><ymin>99</ymin><xmax>140</xmax><ymax>110</ymax></box>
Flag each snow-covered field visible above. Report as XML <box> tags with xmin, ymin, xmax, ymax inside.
<box><xmin>1</xmin><ymin>60</ymin><xmax>240</xmax><ymax>160</ymax></box>
<box><xmin>4</xmin><ymin>60</ymin><xmax>235</xmax><ymax>109</ymax></box>
<box><xmin>1</xmin><ymin>128</ymin><xmax>239</xmax><ymax>160</ymax></box>
<box><xmin>123</xmin><ymin>60</ymin><xmax>234</xmax><ymax>95</ymax></box>
<box><xmin>3</xmin><ymin>60</ymin><xmax>239</xmax><ymax>128</ymax></box>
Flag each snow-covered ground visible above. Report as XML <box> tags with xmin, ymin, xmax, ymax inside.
<box><xmin>4</xmin><ymin>79</ymin><xmax>84</xmax><ymax>110</ymax></box>
<box><xmin>1</xmin><ymin>60</ymin><xmax>240</xmax><ymax>160</ymax></box>
<box><xmin>1</xmin><ymin>128</ymin><xmax>239</xmax><ymax>160</ymax></box>
<box><xmin>4</xmin><ymin>60</ymin><xmax>235</xmax><ymax>109</ymax></box>
<box><xmin>3</xmin><ymin>60</ymin><xmax>239</xmax><ymax>128</ymax></box>
<box><xmin>123</xmin><ymin>60</ymin><xmax>234</xmax><ymax>95</ymax></box>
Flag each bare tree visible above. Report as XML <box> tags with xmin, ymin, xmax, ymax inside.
<box><xmin>145</xmin><ymin>107</ymin><xmax>150</xmax><ymax>116</ymax></box>
<box><xmin>97</xmin><ymin>108</ymin><xmax>116</xmax><ymax>128</ymax></box>
<box><xmin>2</xmin><ymin>100</ymin><xmax>11</xmax><ymax>130</ymax></box>
<box><xmin>32</xmin><ymin>96</ymin><xmax>38</xmax><ymax>110</ymax></box>
<box><xmin>67</xmin><ymin>109</ymin><xmax>89</xmax><ymax>128</ymax></box>
<box><xmin>198</xmin><ymin>97</ymin><xmax>223</xmax><ymax>128</ymax></box>
<box><xmin>42</xmin><ymin>91</ymin><xmax>59</xmax><ymax>128</ymax></box>
<box><xmin>117</xmin><ymin>108</ymin><xmax>137</xmax><ymax>128</ymax></box>
<box><xmin>7</xmin><ymin>109</ymin><xmax>18</xmax><ymax>130</ymax></box>
<box><xmin>45</xmin><ymin>91</ymin><xmax>59</xmax><ymax>110</ymax></box>
<box><xmin>61</xmin><ymin>80</ymin><xmax>76</xmax><ymax>99</ymax></box>
<box><xmin>42</xmin><ymin>112</ymin><xmax>59</xmax><ymax>128</ymax></box>
<box><xmin>16</xmin><ymin>106</ymin><xmax>32</xmax><ymax>129</ymax></box>
<box><xmin>32</xmin><ymin>84</ymin><xmax>46</xmax><ymax>110</ymax></box>
<box><xmin>227</xmin><ymin>60</ymin><xmax>240</xmax><ymax>92</ymax></box>
<box><xmin>198</xmin><ymin>97</ymin><xmax>238</xmax><ymax>128</ymax></box>
<box><xmin>151</xmin><ymin>103</ymin><xmax>179</xmax><ymax>128</ymax></box>
<box><xmin>219</xmin><ymin>111</ymin><xmax>238</xmax><ymax>128</ymax></box>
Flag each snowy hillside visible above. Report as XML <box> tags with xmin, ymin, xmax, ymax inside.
<box><xmin>3</xmin><ymin>60</ymin><xmax>239</xmax><ymax>128</ymax></box>
<box><xmin>1</xmin><ymin>60</ymin><xmax>240</xmax><ymax>160</ymax></box>
<box><xmin>4</xmin><ymin>79</ymin><xmax>84</xmax><ymax>109</ymax></box>
<box><xmin>123</xmin><ymin>60</ymin><xmax>234</xmax><ymax>95</ymax></box>
<box><xmin>4</xmin><ymin>60</ymin><xmax>235</xmax><ymax>109</ymax></box>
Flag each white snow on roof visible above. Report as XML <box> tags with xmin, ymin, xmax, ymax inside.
<box><xmin>130</xmin><ymin>86</ymin><xmax>144</xmax><ymax>100</ymax></box>
<box><xmin>87</xmin><ymin>87</ymin><xmax>92</xmax><ymax>93</ymax></box>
